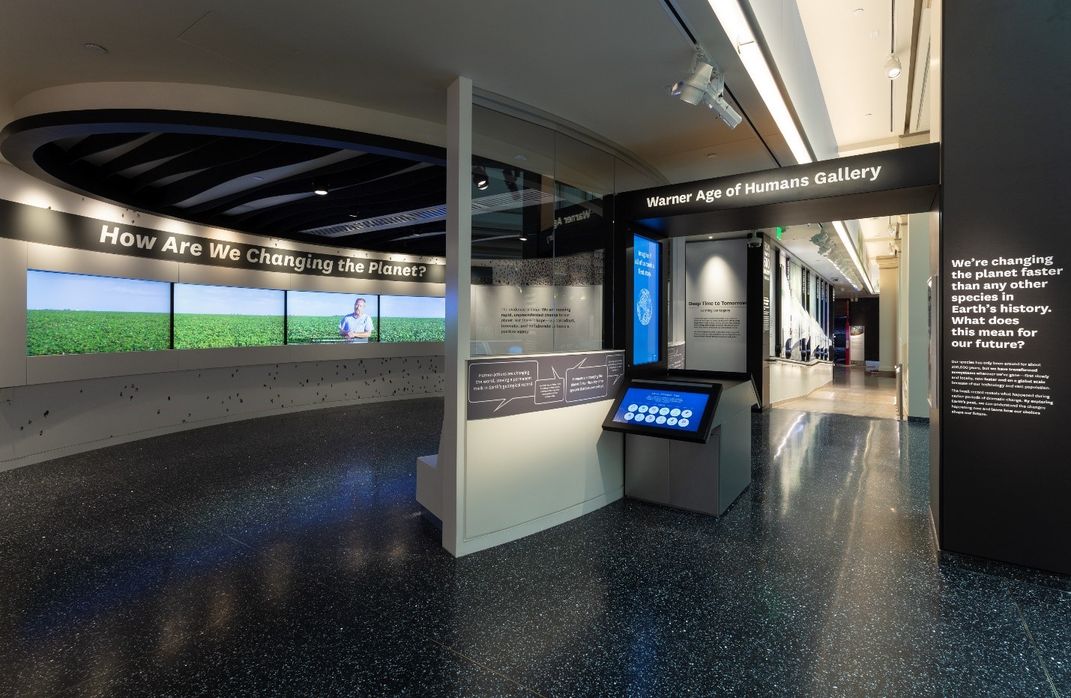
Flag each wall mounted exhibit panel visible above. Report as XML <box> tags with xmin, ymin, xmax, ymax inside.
<box><xmin>2</xmin><ymin>353</ymin><xmax>445</xmax><ymax>472</ymax></box>
<box><xmin>0</xmin><ymin>238</ymin><xmax>28</xmax><ymax>388</ymax></box>
<box><xmin>684</xmin><ymin>239</ymin><xmax>748</xmax><ymax>372</ymax></box>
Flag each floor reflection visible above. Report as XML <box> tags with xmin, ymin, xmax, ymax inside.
<box><xmin>0</xmin><ymin>399</ymin><xmax>1067</xmax><ymax>696</ymax></box>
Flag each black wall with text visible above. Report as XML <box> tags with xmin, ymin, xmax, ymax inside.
<box><xmin>940</xmin><ymin>0</ymin><xmax>1070</xmax><ymax>574</ymax></box>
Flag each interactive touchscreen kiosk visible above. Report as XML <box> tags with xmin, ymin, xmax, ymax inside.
<box><xmin>603</xmin><ymin>379</ymin><xmax>721</xmax><ymax>443</ymax></box>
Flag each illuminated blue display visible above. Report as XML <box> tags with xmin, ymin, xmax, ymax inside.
<box><xmin>611</xmin><ymin>387</ymin><xmax>710</xmax><ymax>432</ymax></box>
<box><xmin>633</xmin><ymin>233</ymin><xmax>660</xmax><ymax>365</ymax></box>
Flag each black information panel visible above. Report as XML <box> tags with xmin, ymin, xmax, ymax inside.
<box><xmin>0</xmin><ymin>199</ymin><xmax>444</xmax><ymax>283</ymax></box>
<box><xmin>468</xmin><ymin>351</ymin><xmax>625</xmax><ymax>420</ymax></box>
<box><xmin>941</xmin><ymin>1</ymin><xmax>1070</xmax><ymax>574</ymax></box>
<box><xmin>602</xmin><ymin>379</ymin><xmax>721</xmax><ymax>444</ymax></box>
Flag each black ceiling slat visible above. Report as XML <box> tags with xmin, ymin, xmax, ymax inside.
<box><xmin>98</xmin><ymin>133</ymin><xmax>214</xmax><ymax>176</ymax></box>
<box><xmin>251</xmin><ymin>189</ymin><xmax>448</xmax><ymax>236</ymax></box>
<box><xmin>214</xmin><ymin>162</ymin><xmax>441</xmax><ymax>228</ymax></box>
<box><xmin>144</xmin><ymin>142</ymin><xmax>337</xmax><ymax>205</ymax></box>
<box><xmin>61</xmin><ymin>132</ymin><xmax>147</xmax><ymax>162</ymax></box>
<box><xmin>128</xmin><ymin>138</ymin><xmax>281</xmax><ymax>193</ymax></box>
<box><xmin>228</xmin><ymin>165</ymin><xmax>447</xmax><ymax>229</ymax></box>
<box><xmin>179</xmin><ymin>152</ymin><xmax>409</xmax><ymax>218</ymax></box>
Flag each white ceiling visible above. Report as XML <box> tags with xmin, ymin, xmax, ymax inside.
<box><xmin>0</xmin><ymin>0</ymin><xmax>796</xmax><ymax>184</ymax></box>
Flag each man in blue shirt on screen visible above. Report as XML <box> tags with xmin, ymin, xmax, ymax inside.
<box><xmin>339</xmin><ymin>297</ymin><xmax>374</xmax><ymax>342</ymax></box>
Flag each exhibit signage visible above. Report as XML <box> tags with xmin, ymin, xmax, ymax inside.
<box><xmin>685</xmin><ymin>239</ymin><xmax>748</xmax><ymax>372</ymax></box>
<box><xmin>467</xmin><ymin>350</ymin><xmax>625</xmax><ymax>420</ymax></box>
<box><xmin>632</xmin><ymin>233</ymin><xmax>660</xmax><ymax>366</ymax></box>
<box><xmin>0</xmin><ymin>198</ymin><xmax>445</xmax><ymax>283</ymax></box>
<box><xmin>617</xmin><ymin>143</ymin><xmax>939</xmax><ymax>219</ymax></box>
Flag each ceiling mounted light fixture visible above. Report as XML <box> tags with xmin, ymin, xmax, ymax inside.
<box><xmin>884</xmin><ymin>0</ymin><xmax>902</xmax><ymax>79</ymax></box>
<box><xmin>473</xmin><ymin>165</ymin><xmax>489</xmax><ymax>191</ymax></box>
<box><xmin>884</xmin><ymin>54</ymin><xmax>903</xmax><ymax>79</ymax></box>
<box><xmin>313</xmin><ymin>188</ymin><xmax>328</xmax><ymax>196</ymax></box>
<box><xmin>670</xmin><ymin>51</ymin><xmax>742</xmax><ymax>129</ymax></box>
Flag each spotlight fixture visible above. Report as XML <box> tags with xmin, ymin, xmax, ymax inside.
<box><xmin>473</xmin><ymin>165</ymin><xmax>489</xmax><ymax>191</ymax></box>
<box><xmin>884</xmin><ymin>0</ymin><xmax>902</xmax><ymax>79</ymax></box>
<box><xmin>884</xmin><ymin>54</ymin><xmax>902</xmax><ymax>79</ymax></box>
<box><xmin>670</xmin><ymin>52</ymin><xmax>742</xmax><ymax>129</ymax></box>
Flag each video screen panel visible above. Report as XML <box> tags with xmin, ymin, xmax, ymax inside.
<box><xmin>26</xmin><ymin>270</ymin><xmax>170</xmax><ymax>356</ymax></box>
<box><xmin>288</xmin><ymin>291</ymin><xmax>379</xmax><ymax>344</ymax></box>
<box><xmin>173</xmin><ymin>284</ymin><xmax>284</xmax><ymax>349</ymax></box>
<box><xmin>633</xmin><ymin>233</ymin><xmax>660</xmax><ymax>366</ymax></box>
<box><xmin>602</xmin><ymin>379</ymin><xmax>721</xmax><ymax>443</ymax></box>
<box><xmin>379</xmin><ymin>295</ymin><xmax>446</xmax><ymax>343</ymax></box>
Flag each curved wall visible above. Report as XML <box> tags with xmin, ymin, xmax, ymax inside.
<box><xmin>0</xmin><ymin>164</ymin><xmax>445</xmax><ymax>471</ymax></box>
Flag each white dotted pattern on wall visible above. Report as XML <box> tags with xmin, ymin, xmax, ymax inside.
<box><xmin>0</xmin><ymin>356</ymin><xmax>445</xmax><ymax>470</ymax></box>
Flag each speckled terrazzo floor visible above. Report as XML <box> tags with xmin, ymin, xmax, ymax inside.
<box><xmin>1</xmin><ymin>398</ymin><xmax>1068</xmax><ymax>697</ymax></box>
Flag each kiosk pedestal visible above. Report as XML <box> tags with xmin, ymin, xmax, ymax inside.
<box><xmin>625</xmin><ymin>380</ymin><xmax>754</xmax><ymax>515</ymax></box>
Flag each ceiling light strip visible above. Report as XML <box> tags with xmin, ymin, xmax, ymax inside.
<box><xmin>833</xmin><ymin>220</ymin><xmax>876</xmax><ymax>293</ymax></box>
<box><xmin>707</xmin><ymin>0</ymin><xmax>812</xmax><ymax>165</ymax></box>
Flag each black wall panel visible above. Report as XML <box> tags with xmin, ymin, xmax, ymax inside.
<box><xmin>940</xmin><ymin>0</ymin><xmax>1071</xmax><ymax>574</ymax></box>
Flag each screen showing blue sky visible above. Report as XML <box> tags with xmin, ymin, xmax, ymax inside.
<box><xmin>27</xmin><ymin>270</ymin><xmax>170</xmax><ymax>313</ymax></box>
<box><xmin>380</xmin><ymin>295</ymin><xmax>445</xmax><ymax>318</ymax></box>
<box><xmin>288</xmin><ymin>290</ymin><xmax>378</xmax><ymax>318</ymax></box>
<box><xmin>174</xmin><ymin>284</ymin><xmax>283</xmax><ymax>316</ymax></box>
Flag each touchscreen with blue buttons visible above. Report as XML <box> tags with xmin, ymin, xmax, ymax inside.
<box><xmin>611</xmin><ymin>387</ymin><xmax>710</xmax><ymax>432</ymax></box>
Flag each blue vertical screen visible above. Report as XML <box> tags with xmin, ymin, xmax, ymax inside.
<box><xmin>632</xmin><ymin>233</ymin><xmax>660</xmax><ymax>365</ymax></box>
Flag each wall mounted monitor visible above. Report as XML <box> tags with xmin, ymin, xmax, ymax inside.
<box><xmin>632</xmin><ymin>233</ymin><xmax>661</xmax><ymax>366</ymax></box>
<box><xmin>288</xmin><ymin>290</ymin><xmax>379</xmax><ymax>344</ymax></box>
<box><xmin>602</xmin><ymin>379</ymin><xmax>721</xmax><ymax>443</ymax></box>
<box><xmin>173</xmin><ymin>283</ymin><xmax>284</xmax><ymax>349</ymax></box>
<box><xmin>379</xmin><ymin>295</ymin><xmax>446</xmax><ymax>343</ymax></box>
<box><xmin>26</xmin><ymin>270</ymin><xmax>171</xmax><ymax>356</ymax></box>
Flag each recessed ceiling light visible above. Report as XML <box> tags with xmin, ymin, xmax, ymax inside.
<box><xmin>348</xmin><ymin>213</ymin><xmax>359</xmax><ymax>218</ymax></box>
<box><xmin>314</xmin><ymin>189</ymin><xmax>328</xmax><ymax>196</ymax></box>
<box><xmin>706</xmin><ymin>152</ymin><xmax>718</xmax><ymax>159</ymax></box>
<box><xmin>518</xmin><ymin>235</ymin><xmax>528</xmax><ymax>242</ymax></box>
<box><xmin>853</xmin><ymin>7</ymin><xmax>865</xmax><ymax>14</ymax></box>
<box><xmin>83</xmin><ymin>42</ymin><xmax>108</xmax><ymax>54</ymax></box>
<box><xmin>513</xmin><ymin>154</ymin><xmax>528</xmax><ymax>162</ymax></box>
<box><xmin>865</xmin><ymin>112</ymin><xmax>873</xmax><ymax>117</ymax></box>
<box><xmin>708</xmin><ymin>235</ymin><xmax>713</xmax><ymax>239</ymax></box>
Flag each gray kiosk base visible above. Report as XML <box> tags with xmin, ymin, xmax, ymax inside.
<box><xmin>625</xmin><ymin>379</ymin><xmax>756</xmax><ymax>516</ymax></box>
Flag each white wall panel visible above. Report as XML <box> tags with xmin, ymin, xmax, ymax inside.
<box><xmin>464</xmin><ymin>399</ymin><xmax>623</xmax><ymax>545</ymax></box>
<box><xmin>0</xmin><ymin>238</ymin><xmax>27</xmax><ymax>388</ymax></box>
<box><xmin>1</xmin><ymin>354</ymin><xmax>444</xmax><ymax>471</ymax></box>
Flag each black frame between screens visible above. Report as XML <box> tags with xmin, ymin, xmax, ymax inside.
<box><xmin>601</xmin><ymin>378</ymin><xmax>722</xmax><ymax>444</ymax></box>
<box><xmin>25</xmin><ymin>269</ymin><xmax>444</xmax><ymax>355</ymax></box>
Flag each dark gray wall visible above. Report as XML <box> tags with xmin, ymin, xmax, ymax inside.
<box><xmin>940</xmin><ymin>0</ymin><xmax>1071</xmax><ymax>574</ymax></box>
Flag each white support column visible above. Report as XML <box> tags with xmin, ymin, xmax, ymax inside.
<box><xmin>877</xmin><ymin>254</ymin><xmax>900</xmax><ymax>373</ymax></box>
<box><xmin>439</xmin><ymin>76</ymin><xmax>472</xmax><ymax>556</ymax></box>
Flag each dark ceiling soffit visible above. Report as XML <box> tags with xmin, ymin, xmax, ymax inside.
<box><xmin>616</xmin><ymin>142</ymin><xmax>940</xmax><ymax>223</ymax></box>
<box><xmin>0</xmin><ymin>109</ymin><xmax>447</xmax><ymax>167</ymax></box>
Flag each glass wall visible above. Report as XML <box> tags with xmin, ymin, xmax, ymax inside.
<box><xmin>469</xmin><ymin>105</ymin><xmax>658</xmax><ymax>356</ymax></box>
